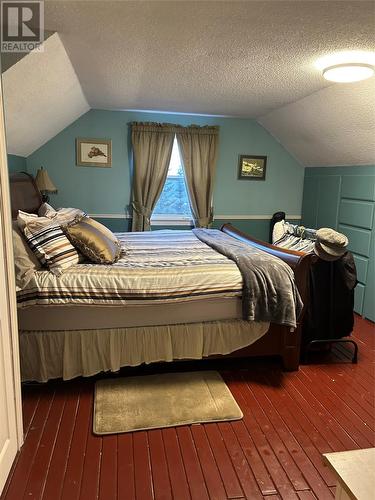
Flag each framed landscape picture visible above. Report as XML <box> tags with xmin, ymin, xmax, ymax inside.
<box><xmin>76</xmin><ymin>138</ymin><xmax>112</xmax><ymax>167</ymax></box>
<box><xmin>238</xmin><ymin>155</ymin><xmax>267</xmax><ymax>180</ymax></box>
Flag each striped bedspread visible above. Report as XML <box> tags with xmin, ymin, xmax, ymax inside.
<box><xmin>17</xmin><ymin>230</ymin><xmax>243</xmax><ymax>308</ymax></box>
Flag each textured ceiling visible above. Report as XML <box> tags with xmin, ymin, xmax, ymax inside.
<box><xmin>258</xmin><ymin>77</ymin><xmax>375</xmax><ymax>166</ymax></box>
<box><xmin>2</xmin><ymin>1</ymin><xmax>375</xmax><ymax>166</ymax></box>
<box><xmin>43</xmin><ymin>0</ymin><xmax>375</xmax><ymax>117</ymax></box>
<box><xmin>2</xmin><ymin>33</ymin><xmax>89</xmax><ymax>156</ymax></box>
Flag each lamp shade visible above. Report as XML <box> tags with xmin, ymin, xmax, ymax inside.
<box><xmin>35</xmin><ymin>167</ymin><xmax>57</xmax><ymax>193</ymax></box>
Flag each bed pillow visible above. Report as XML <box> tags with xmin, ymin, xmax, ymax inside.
<box><xmin>272</xmin><ymin>220</ymin><xmax>287</xmax><ymax>244</ymax></box>
<box><xmin>38</xmin><ymin>202</ymin><xmax>56</xmax><ymax>217</ymax></box>
<box><xmin>62</xmin><ymin>216</ymin><xmax>121</xmax><ymax>264</ymax></box>
<box><xmin>21</xmin><ymin>218</ymin><xmax>82</xmax><ymax>276</ymax></box>
<box><xmin>16</xmin><ymin>209</ymin><xmax>39</xmax><ymax>230</ymax></box>
<box><xmin>39</xmin><ymin>204</ymin><xmax>87</xmax><ymax>225</ymax></box>
<box><xmin>12</xmin><ymin>222</ymin><xmax>42</xmax><ymax>290</ymax></box>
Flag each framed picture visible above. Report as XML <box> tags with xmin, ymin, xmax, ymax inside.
<box><xmin>76</xmin><ymin>138</ymin><xmax>112</xmax><ymax>167</ymax></box>
<box><xmin>238</xmin><ymin>155</ymin><xmax>267</xmax><ymax>180</ymax></box>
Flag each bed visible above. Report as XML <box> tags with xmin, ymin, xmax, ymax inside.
<box><xmin>10</xmin><ymin>173</ymin><xmax>314</xmax><ymax>381</ymax></box>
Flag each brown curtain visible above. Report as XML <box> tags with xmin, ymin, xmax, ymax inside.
<box><xmin>131</xmin><ymin>123</ymin><xmax>175</xmax><ymax>231</ymax></box>
<box><xmin>175</xmin><ymin>125</ymin><xmax>219</xmax><ymax>228</ymax></box>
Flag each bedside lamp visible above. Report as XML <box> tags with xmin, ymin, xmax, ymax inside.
<box><xmin>35</xmin><ymin>167</ymin><xmax>58</xmax><ymax>203</ymax></box>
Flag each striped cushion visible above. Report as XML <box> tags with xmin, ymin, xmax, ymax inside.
<box><xmin>23</xmin><ymin>221</ymin><xmax>81</xmax><ymax>276</ymax></box>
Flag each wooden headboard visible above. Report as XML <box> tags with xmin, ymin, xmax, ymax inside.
<box><xmin>9</xmin><ymin>172</ymin><xmax>42</xmax><ymax>219</ymax></box>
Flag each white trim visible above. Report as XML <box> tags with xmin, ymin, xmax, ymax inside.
<box><xmin>88</xmin><ymin>213</ymin><xmax>130</xmax><ymax>219</ymax></box>
<box><xmin>215</xmin><ymin>214</ymin><xmax>302</xmax><ymax>220</ymax></box>
<box><xmin>0</xmin><ymin>83</ymin><xmax>22</xmax><ymax>447</ymax></box>
<box><xmin>152</xmin><ymin>219</ymin><xmax>193</xmax><ymax>226</ymax></box>
<box><xmin>0</xmin><ymin>76</ymin><xmax>23</xmax><ymax>494</ymax></box>
<box><xmin>89</xmin><ymin>213</ymin><xmax>302</xmax><ymax>221</ymax></box>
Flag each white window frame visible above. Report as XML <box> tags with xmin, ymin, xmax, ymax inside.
<box><xmin>151</xmin><ymin>137</ymin><xmax>192</xmax><ymax>226</ymax></box>
<box><xmin>151</xmin><ymin>214</ymin><xmax>193</xmax><ymax>226</ymax></box>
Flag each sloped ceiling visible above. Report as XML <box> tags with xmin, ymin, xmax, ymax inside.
<box><xmin>2</xmin><ymin>33</ymin><xmax>89</xmax><ymax>157</ymax></box>
<box><xmin>43</xmin><ymin>0</ymin><xmax>374</xmax><ymax>118</ymax></box>
<box><xmin>2</xmin><ymin>0</ymin><xmax>375</xmax><ymax>166</ymax></box>
<box><xmin>259</xmin><ymin>77</ymin><xmax>375</xmax><ymax>166</ymax></box>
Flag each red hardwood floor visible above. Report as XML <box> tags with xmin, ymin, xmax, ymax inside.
<box><xmin>2</xmin><ymin>315</ymin><xmax>374</xmax><ymax>500</ymax></box>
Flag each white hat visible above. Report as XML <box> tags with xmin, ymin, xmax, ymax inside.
<box><xmin>314</xmin><ymin>228</ymin><xmax>348</xmax><ymax>261</ymax></box>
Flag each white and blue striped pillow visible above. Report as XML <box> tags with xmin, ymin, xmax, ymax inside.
<box><xmin>23</xmin><ymin>221</ymin><xmax>81</xmax><ymax>276</ymax></box>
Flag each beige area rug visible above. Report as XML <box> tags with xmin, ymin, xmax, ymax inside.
<box><xmin>93</xmin><ymin>370</ymin><xmax>243</xmax><ymax>435</ymax></box>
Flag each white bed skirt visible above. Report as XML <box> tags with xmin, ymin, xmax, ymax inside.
<box><xmin>19</xmin><ymin>319</ymin><xmax>269</xmax><ymax>382</ymax></box>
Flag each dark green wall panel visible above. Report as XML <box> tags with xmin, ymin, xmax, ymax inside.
<box><xmin>339</xmin><ymin>200</ymin><xmax>374</xmax><ymax>230</ymax></box>
<box><xmin>341</xmin><ymin>175</ymin><xmax>375</xmax><ymax>201</ymax></box>
<box><xmin>354</xmin><ymin>283</ymin><xmax>365</xmax><ymax>315</ymax></box>
<box><xmin>339</xmin><ymin>225</ymin><xmax>371</xmax><ymax>257</ymax></box>
<box><xmin>316</xmin><ymin>176</ymin><xmax>341</xmax><ymax>229</ymax></box>
<box><xmin>352</xmin><ymin>254</ymin><xmax>368</xmax><ymax>285</ymax></box>
<box><xmin>363</xmin><ymin>217</ymin><xmax>375</xmax><ymax>321</ymax></box>
<box><xmin>303</xmin><ymin>166</ymin><xmax>375</xmax><ymax>318</ymax></box>
<box><xmin>301</xmin><ymin>176</ymin><xmax>319</xmax><ymax>228</ymax></box>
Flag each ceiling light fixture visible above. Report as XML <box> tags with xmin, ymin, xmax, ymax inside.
<box><xmin>322</xmin><ymin>62</ymin><xmax>375</xmax><ymax>83</ymax></box>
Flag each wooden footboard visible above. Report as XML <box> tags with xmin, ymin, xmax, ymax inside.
<box><xmin>219</xmin><ymin>223</ymin><xmax>316</xmax><ymax>370</ymax></box>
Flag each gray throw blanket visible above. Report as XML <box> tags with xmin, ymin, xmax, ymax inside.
<box><xmin>193</xmin><ymin>229</ymin><xmax>303</xmax><ymax>328</ymax></box>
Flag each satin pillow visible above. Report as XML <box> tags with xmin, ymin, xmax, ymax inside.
<box><xmin>62</xmin><ymin>217</ymin><xmax>121</xmax><ymax>264</ymax></box>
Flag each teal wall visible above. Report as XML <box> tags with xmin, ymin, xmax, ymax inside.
<box><xmin>8</xmin><ymin>154</ymin><xmax>27</xmax><ymax>173</ymax></box>
<box><xmin>302</xmin><ymin>165</ymin><xmax>375</xmax><ymax>321</ymax></box>
<box><xmin>26</xmin><ymin>109</ymin><xmax>304</xmax><ymax>239</ymax></box>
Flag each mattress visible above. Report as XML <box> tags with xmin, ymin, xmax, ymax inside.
<box><xmin>18</xmin><ymin>296</ymin><xmax>243</xmax><ymax>330</ymax></box>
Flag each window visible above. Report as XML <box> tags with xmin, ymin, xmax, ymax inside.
<box><xmin>152</xmin><ymin>137</ymin><xmax>192</xmax><ymax>224</ymax></box>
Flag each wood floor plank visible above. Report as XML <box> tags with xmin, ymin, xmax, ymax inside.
<box><xmin>148</xmin><ymin>429</ymin><xmax>173</xmax><ymax>500</ymax></box>
<box><xmin>117</xmin><ymin>434</ymin><xmax>135</xmax><ymax>500</ymax></box>
<box><xmin>243</xmin><ymin>375</ymin><xmax>331</xmax><ymax>495</ymax></box>
<box><xmin>277</xmin><ymin>373</ymin><xmax>349</xmax><ymax>452</ymax></box>
<box><xmin>162</xmin><ymin>428</ymin><xmax>191</xmax><ymax>500</ymax></box>
<box><xmin>238</xmin><ymin>375</ymin><xmax>309</xmax><ymax>491</ymax></box>
<box><xmin>314</xmin><ymin>364</ymin><xmax>375</xmax><ymax>425</ymax></box>
<box><xmin>297</xmin><ymin>491</ymin><xmax>317</xmax><ymax>499</ymax></box>
<box><xmin>22</xmin><ymin>386</ymin><xmax>41</xmax><ymax>438</ymax></box>
<box><xmin>23</xmin><ymin>387</ymin><xmax>67</xmax><ymax>499</ymax></box>
<box><xmin>295</xmin><ymin>368</ymin><xmax>373</xmax><ymax>448</ymax></box>
<box><xmin>256</xmin><ymin>372</ymin><xmax>336</xmax><ymax>490</ymax></box>
<box><xmin>227</xmin><ymin>376</ymin><xmax>300</xmax><ymax>500</ymax></box>
<box><xmin>229</xmin><ymin>420</ymin><xmax>277</xmax><ymax>496</ymax></box>
<box><xmin>191</xmin><ymin>424</ymin><xmax>227</xmax><ymax>500</ymax></box>
<box><xmin>313</xmin><ymin>361</ymin><xmax>374</xmax><ymax>408</ymax></box>
<box><xmin>42</xmin><ymin>385</ymin><xmax>81</xmax><ymax>500</ymax></box>
<box><xmin>133</xmin><ymin>431</ymin><xmax>154</xmax><ymax>500</ymax></box>
<box><xmin>61</xmin><ymin>383</ymin><xmax>92</xmax><ymax>500</ymax></box>
<box><xmin>98</xmin><ymin>435</ymin><xmax>117</xmax><ymax>500</ymax></box>
<box><xmin>3</xmin><ymin>387</ymin><xmax>55</xmax><ymax>500</ymax></box>
<box><xmin>79</xmin><ymin>424</ymin><xmax>102</xmax><ymax>500</ymax></box>
<box><xmin>286</xmin><ymin>373</ymin><xmax>360</xmax><ymax>450</ymax></box>
<box><xmin>218</xmin><ymin>422</ymin><xmax>263</xmax><ymax>500</ymax></box>
<box><xmin>204</xmin><ymin>423</ymin><xmax>244</xmax><ymax>499</ymax></box>
<box><xmin>176</xmin><ymin>426</ymin><xmax>210</xmax><ymax>500</ymax></box>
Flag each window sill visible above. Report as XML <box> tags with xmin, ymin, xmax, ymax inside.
<box><xmin>151</xmin><ymin>215</ymin><xmax>193</xmax><ymax>226</ymax></box>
